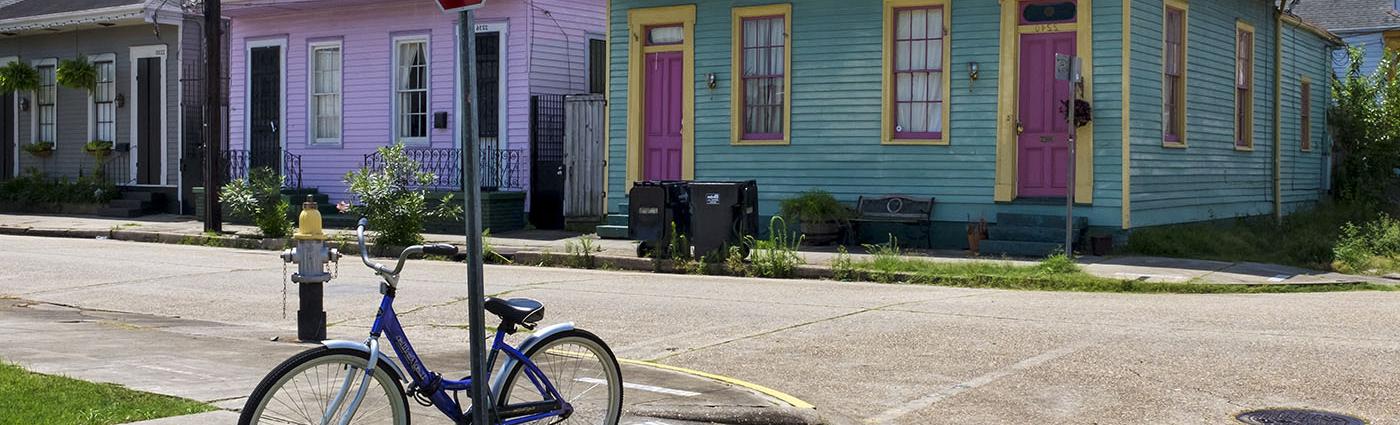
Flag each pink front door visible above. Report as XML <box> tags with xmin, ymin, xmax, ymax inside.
<box><xmin>1017</xmin><ymin>31</ymin><xmax>1076</xmax><ymax>198</ymax></box>
<box><xmin>643</xmin><ymin>51</ymin><xmax>683</xmax><ymax>181</ymax></box>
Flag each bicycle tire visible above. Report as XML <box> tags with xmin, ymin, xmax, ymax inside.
<box><xmin>239</xmin><ymin>347</ymin><xmax>411</xmax><ymax>425</ymax></box>
<box><xmin>497</xmin><ymin>329</ymin><xmax>623</xmax><ymax>425</ymax></box>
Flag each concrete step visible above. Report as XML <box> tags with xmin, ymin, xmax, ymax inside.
<box><xmin>979</xmin><ymin>240</ymin><xmax>1067</xmax><ymax>258</ymax></box>
<box><xmin>606</xmin><ymin>213</ymin><xmax>629</xmax><ymax>226</ymax></box>
<box><xmin>120</xmin><ymin>191</ymin><xmax>164</xmax><ymax>203</ymax></box>
<box><xmin>988</xmin><ymin>225</ymin><xmax>1083</xmax><ymax>243</ymax></box>
<box><xmin>108</xmin><ymin>199</ymin><xmax>149</xmax><ymax>210</ymax></box>
<box><xmin>997</xmin><ymin>213</ymin><xmax>1088</xmax><ymax>229</ymax></box>
<box><xmin>97</xmin><ymin>207</ymin><xmax>146</xmax><ymax>218</ymax></box>
<box><xmin>596</xmin><ymin>224</ymin><xmax>629</xmax><ymax>240</ymax></box>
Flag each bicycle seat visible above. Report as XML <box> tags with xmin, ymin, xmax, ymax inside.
<box><xmin>485</xmin><ymin>297</ymin><xmax>544</xmax><ymax>325</ymax></box>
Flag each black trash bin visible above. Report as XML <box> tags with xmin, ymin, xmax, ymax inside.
<box><xmin>688</xmin><ymin>180</ymin><xmax>758</xmax><ymax>259</ymax></box>
<box><xmin>628</xmin><ymin>181</ymin><xmax>691</xmax><ymax>258</ymax></box>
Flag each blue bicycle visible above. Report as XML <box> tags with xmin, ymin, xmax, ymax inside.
<box><xmin>239</xmin><ymin>219</ymin><xmax>623</xmax><ymax>425</ymax></box>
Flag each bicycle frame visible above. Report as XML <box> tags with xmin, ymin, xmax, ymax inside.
<box><xmin>330</xmin><ymin>289</ymin><xmax>572</xmax><ymax>424</ymax></box>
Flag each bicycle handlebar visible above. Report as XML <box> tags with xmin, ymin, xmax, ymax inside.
<box><xmin>356</xmin><ymin>218</ymin><xmax>459</xmax><ymax>278</ymax></box>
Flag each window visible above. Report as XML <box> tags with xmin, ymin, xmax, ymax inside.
<box><xmin>92</xmin><ymin>57</ymin><xmax>116</xmax><ymax>143</ymax></box>
<box><xmin>1301</xmin><ymin>78</ymin><xmax>1312</xmax><ymax>151</ymax></box>
<box><xmin>1162</xmin><ymin>2</ymin><xmax>1187</xmax><ymax>146</ymax></box>
<box><xmin>648</xmin><ymin>26</ymin><xmax>684</xmax><ymax>45</ymax></box>
<box><xmin>883</xmin><ymin>1</ymin><xmax>949</xmax><ymax>145</ymax></box>
<box><xmin>588</xmin><ymin>38</ymin><xmax>606</xmax><ymax>95</ymax></box>
<box><xmin>34</xmin><ymin>59</ymin><xmax>56</xmax><ymax>144</ymax></box>
<box><xmin>394</xmin><ymin>37</ymin><xmax>429</xmax><ymax>144</ymax></box>
<box><xmin>1235</xmin><ymin>22</ymin><xmax>1254</xmax><ymax>150</ymax></box>
<box><xmin>310</xmin><ymin>42</ymin><xmax>342</xmax><ymax>145</ymax></box>
<box><xmin>732</xmin><ymin>4</ymin><xmax>790</xmax><ymax>143</ymax></box>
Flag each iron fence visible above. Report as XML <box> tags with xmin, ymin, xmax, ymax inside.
<box><xmin>220</xmin><ymin>149</ymin><xmax>302</xmax><ymax>188</ymax></box>
<box><xmin>95</xmin><ymin>150</ymin><xmax>132</xmax><ymax>186</ymax></box>
<box><xmin>362</xmin><ymin>147</ymin><xmax>525</xmax><ymax>192</ymax></box>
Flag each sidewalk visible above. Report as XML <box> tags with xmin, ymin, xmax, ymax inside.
<box><xmin>0</xmin><ymin>212</ymin><xmax>1390</xmax><ymax>286</ymax></box>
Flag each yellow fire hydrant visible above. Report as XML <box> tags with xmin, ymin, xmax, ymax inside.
<box><xmin>280</xmin><ymin>195</ymin><xmax>340</xmax><ymax>341</ymax></box>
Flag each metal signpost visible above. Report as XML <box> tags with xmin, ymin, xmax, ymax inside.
<box><xmin>1054</xmin><ymin>54</ymin><xmax>1082</xmax><ymax>254</ymax></box>
<box><xmin>439</xmin><ymin>0</ymin><xmax>488</xmax><ymax>424</ymax></box>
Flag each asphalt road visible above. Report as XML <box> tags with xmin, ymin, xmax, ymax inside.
<box><xmin>2</xmin><ymin>234</ymin><xmax>1398</xmax><ymax>424</ymax></box>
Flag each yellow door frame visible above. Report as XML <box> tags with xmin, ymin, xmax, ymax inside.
<box><xmin>994</xmin><ymin>0</ymin><xmax>1094</xmax><ymax>204</ymax></box>
<box><xmin>625</xmin><ymin>5</ymin><xmax>696</xmax><ymax>192</ymax></box>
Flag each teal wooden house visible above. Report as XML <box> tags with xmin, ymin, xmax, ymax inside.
<box><xmin>600</xmin><ymin>0</ymin><xmax>1341</xmax><ymax>253</ymax></box>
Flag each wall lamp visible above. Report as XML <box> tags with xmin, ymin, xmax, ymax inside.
<box><xmin>115</xmin><ymin>93</ymin><xmax>125</xmax><ymax>108</ymax></box>
<box><xmin>706</xmin><ymin>73</ymin><xmax>717</xmax><ymax>90</ymax></box>
<box><xmin>18</xmin><ymin>97</ymin><xmax>28</xmax><ymax>112</ymax></box>
<box><xmin>967</xmin><ymin>62</ymin><xmax>980</xmax><ymax>92</ymax></box>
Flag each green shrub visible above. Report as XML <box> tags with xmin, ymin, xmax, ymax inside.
<box><xmin>0</xmin><ymin>61</ymin><xmax>39</xmax><ymax>93</ymax></box>
<box><xmin>1333</xmin><ymin>214</ymin><xmax>1400</xmax><ymax>274</ymax></box>
<box><xmin>0</xmin><ymin>171</ymin><xmax>116</xmax><ymax>204</ymax></box>
<box><xmin>831</xmin><ymin>246</ymin><xmax>857</xmax><ymax>281</ymax></box>
<box><xmin>1123</xmin><ymin>201</ymin><xmax>1382</xmax><ymax>270</ymax></box>
<box><xmin>564</xmin><ymin>236</ymin><xmax>601</xmax><ymax>269</ymax></box>
<box><xmin>779</xmin><ymin>189</ymin><xmax>852</xmax><ymax>223</ymax></box>
<box><xmin>343</xmin><ymin>143</ymin><xmax>462</xmax><ymax>247</ymax></box>
<box><xmin>1038</xmin><ymin>251</ymin><xmax>1081</xmax><ymax>274</ymax></box>
<box><xmin>743</xmin><ymin>216</ymin><xmax>804</xmax><ymax>278</ymax></box>
<box><xmin>220</xmin><ymin>167</ymin><xmax>292</xmax><ymax>238</ymax></box>
<box><xmin>56</xmin><ymin>57</ymin><xmax>97</xmax><ymax>91</ymax></box>
<box><xmin>1330</xmin><ymin>48</ymin><xmax>1400</xmax><ymax>204</ymax></box>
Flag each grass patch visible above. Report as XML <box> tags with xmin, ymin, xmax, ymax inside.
<box><xmin>0</xmin><ymin>362</ymin><xmax>214</xmax><ymax>424</ymax></box>
<box><xmin>1121</xmin><ymin>201</ymin><xmax>1388</xmax><ymax>270</ymax></box>
<box><xmin>843</xmin><ymin>255</ymin><xmax>1395</xmax><ymax>294</ymax></box>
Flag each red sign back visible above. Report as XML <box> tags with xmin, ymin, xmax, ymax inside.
<box><xmin>436</xmin><ymin>0</ymin><xmax>485</xmax><ymax>13</ymax></box>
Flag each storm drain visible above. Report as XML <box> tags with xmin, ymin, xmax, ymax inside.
<box><xmin>1236</xmin><ymin>409</ymin><xmax>1365</xmax><ymax>425</ymax></box>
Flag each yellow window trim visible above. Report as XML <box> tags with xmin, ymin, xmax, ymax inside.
<box><xmin>625</xmin><ymin>5</ymin><xmax>696</xmax><ymax>192</ymax></box>
<box><xmin>1162</xmin><ymin>0</ymin><xmax>1188</xmax><ymax>148</ymax></box>
<box><xmin>881</xmin><ymin>0</ymin><xmax>952</xmax><ymax>146</ymax></box>
<box><xmin>1235</xmin><ymin>20</ymin><xmax>1255</xmax><ymax>152</ymax></box>
<box><xmin>1122</xmin><ymin>0</ymin><xmax>1132</xmax><ymax>229</ymax></box>
<box><xmin>731</xmin><ymin>3</ymin><xmax>793</xmax><ymax>146</ymax></box>
<box><xmin>993</xmin><ymin>0</ymin><xmax>1094</xmax><ymax>204</ymax></box>
<box><xmin>1300</xmin><ymin>74</ymin><xmax>1312</xmax><ymax>152</ymax></box>
<box><xmin>1385</xmin><ymin>30</ymin><xmax>1400</xmax><ymax>51</ymax></box>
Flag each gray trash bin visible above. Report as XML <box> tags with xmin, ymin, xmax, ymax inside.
<box><xmin>628</xmin><ymin>181</ymin><xmax>691</xmax><ymax>258</ymax></box>
<box><xmin>688</xmin><ymin>180</ymin><xmax>758</xmax><ymax>259</ymax></box>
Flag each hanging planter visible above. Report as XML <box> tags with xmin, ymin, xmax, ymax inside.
<box><xmin>22</xmin><ymin>141</ymin><xmax>55</xmax><ymax>158</ymax></box>
<box><xmin>0</xmin><ymin>61</ymin><xmax>40</xmax><ymax>93</ymax></box>
<box><xmin>57</xmin><ymin>57</ymin><xmax>97</xmax><ymax>92</ymax></box>
<box><xmin>84</xmin><ymin>140</ymin><xmax>114</xmax><ymax>158</ymax></box>
<box><xmin>1059</xmin><ymin>99</ymin><xmax>1094</xmax><ymax>128</ymax></box>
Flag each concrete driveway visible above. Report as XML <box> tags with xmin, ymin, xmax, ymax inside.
<box><xmin>1</xmin><ymin>234</ymin><xmax>1398</xmax><ymax>424</ymax></box>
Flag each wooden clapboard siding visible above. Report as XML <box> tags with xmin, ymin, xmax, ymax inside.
<box><xmin>1129</xmin><ymin>0</ymin><xmax>1285</xmax><ymax>227</ymax></box>
<box><xmin>607</xmin><ymin>0</ymin><xmax>1129</xmax><ymax>225</ymax></box>
<box><xmin>1279</xmin><ymin>23</ymin><xmax>1330</xmax><ymax>214</ymax></box>
<box><xmin>227</xmin><ymin>0</ymin><xmax>578</xmax><ymax>203</ymax></box>
<box><xmin>0</xmin><ymin>24</ymin><xmax>182</xmax><ymax>187</ymax></box>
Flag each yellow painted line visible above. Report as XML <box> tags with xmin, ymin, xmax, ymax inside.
<box><xmin>614</xmin><ymin>357</ymin><xmax>815</xmax><ymax>410</ymax></box>
<box><xmin>545</xmin><ymin>349</ymin><xmax>815</xmax><ymax>409</ymax></box>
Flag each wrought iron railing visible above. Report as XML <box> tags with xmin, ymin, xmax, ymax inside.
<box><xmin>362</xmin><ymin>147</ymin><xmax>525</xmax><ymax>192</ymax></box>
<box><xmin>95</xmin><ymin>150</ymin><xmax>132</xmax><ymax>186</ymax></box>
<box><xmin>220</xmin><ymin>149</ymin><xmax>302</xmax><ymax>188</ymax></box>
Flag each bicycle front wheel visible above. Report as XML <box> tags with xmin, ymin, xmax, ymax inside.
<box><xmin>239</xmin><ymin>347</ymin><xmax>410</xmax><ymax>425</ymax></box>
<box><xmin>499</xmin><ymin>329</ymin><xmax>623</xmax><ymax>424</ymax></box>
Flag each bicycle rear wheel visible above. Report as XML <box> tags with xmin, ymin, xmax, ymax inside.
<box><xmin>498</xmin><ymin>329</ymin><xmax>623</xmax><ymax>424</ymax></box>
<box><xmin>239</xmin><ymin>347</ymin><xmax>410</xmax><ymax>425</ymax></box>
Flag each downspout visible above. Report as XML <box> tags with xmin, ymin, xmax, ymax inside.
<box><xmin>1273</xmin><ymin>7</ymin><xmax>1283</xmax><ymax>223</ymax></box>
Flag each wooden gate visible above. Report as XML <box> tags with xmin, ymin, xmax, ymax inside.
<box><xmin>563</xmin><ymin>94</ymin><xmax>606</xmax><ymax>219</ymax></box>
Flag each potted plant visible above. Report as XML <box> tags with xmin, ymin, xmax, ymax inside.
<box><xmin>57</xmin><ymin>57</ymin><xmax>97</xmax><ymax>91</ymax></box>
<box><xmin>779</xmin><ymin>189</ymin><xmax>852</xmax><ymax>245</ymax></box>
<box><xmin>83</xmin><ymin>140</ymin><xmax>114</xmax><ymax>157</ymax></box>
<box><xmin>22</xmin><ymin>141</ymin><xmax>54</xmax><ymax>158</ymax></box>
<box><xmin>0</xmin><ymin>61</ymin><xmax>40</xmax><ymax>93</ymax></box>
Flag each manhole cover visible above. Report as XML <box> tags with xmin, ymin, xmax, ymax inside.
<box><xmin>1237</xmin><ymin>409</ymin><xmax>1365</xmax><ymax>425</ymax></box>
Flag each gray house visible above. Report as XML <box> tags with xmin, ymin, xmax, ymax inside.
<box><xmin>1294</xmin><ymin>0</ymin><xmax>1400</xmax><ymax>75</ymax></box>
<box><xmin>0</xmin><ymin>0</ymin><xmax>208</xmax><ymax>215</ymax></box>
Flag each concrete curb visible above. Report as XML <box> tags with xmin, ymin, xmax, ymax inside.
<box><xmin>2</xmin><ymin>224</ymin><xmax>1391</xmax><ymax>287</ymax></box>
<box><xmin>630</xmin><ymin>405</ymin><xmax>822</xmax><ymax>425</ymax></box>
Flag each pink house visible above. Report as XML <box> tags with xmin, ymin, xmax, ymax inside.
<box><xmin>223</xmin><ymin>0</ymin><xmax>604</xmax><ymax>228</ymax></box>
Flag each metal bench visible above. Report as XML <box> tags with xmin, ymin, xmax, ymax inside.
<box><xmin>848</xmin><ymin>195</ymin><xmax>935</xmax><ymax>246</ymax></box>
